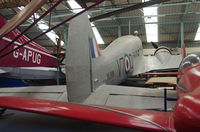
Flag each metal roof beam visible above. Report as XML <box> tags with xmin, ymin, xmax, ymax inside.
<box><xmin>90</xmin><ymin>0</ymin><xmax>171</xmax><ymax>22</ymax></box>
<box><xmin>20</xmin><ymin>18</ymin><xmax>200</xmax><ymax>28</ymax></box>
<box><xmin>51</xmin><ymin>11</ymin><xmax>200</xmax><ymax>20</ymax></box>
<box><xmin>49</xmin><ymin>0</ymin><xmax>200</xmax><ymax>15</ymax></box>
<box><xmin>90</xmin><ymin>1</ymin><xmax>200</xmax><ymax>10</ymax></box>
<box><xmin>178</xmin><ymin>2</ymin><xmax>192</xmax><ymax>47</ymax></box>
<box><xmin>4</xmin><ymin>1</ymin><xmax>200</xmax><ymax>17</ymax></box>
<box><xmin>94</xmin><ymin>19</ymin><xmax>200</xmax><ymax>28</ymax></box>
<box><xmin>0</xmin><ymin>0</ymin><xmax>62</xmax><ymax>8</ymax></box>
<box><xmin>97</xmin><ymin>1</ymin><xmax>121</xmax><ymax>25</ymax></box>
<box><xmin>100</xmin><ymin>31</ymin><xmax>199</xmax><ymax>37</ymax></box>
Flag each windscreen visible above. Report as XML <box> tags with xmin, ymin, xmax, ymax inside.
<box><xmin>180</xmin><ymin>53</ymin><xmax>200</xmax><ymax>70</ymax></box>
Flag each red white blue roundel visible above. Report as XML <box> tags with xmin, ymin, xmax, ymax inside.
<box><xmin>124</xmin><ymin>54</ymin><xmax>131</xmax><ymax>74</ymax></box>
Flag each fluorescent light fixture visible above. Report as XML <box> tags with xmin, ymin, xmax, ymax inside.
<box><xmin>143</xmin><ymin>0</ymin><xmax>158</xmax><ymax>42</ymax></box>
<box><xmin>67</xmin><ymin>0</ymin><xmax>104</xmax><ymax>44</ymax></box>
<box><xmin>18</xmin><ymin>7</ymin><xmax>64</xmax><ymax>46</ymax></box>
<box><xmin>195</xmin><ymin>25</ymin><xmax>200</xmax><ymax>40</ymax></box>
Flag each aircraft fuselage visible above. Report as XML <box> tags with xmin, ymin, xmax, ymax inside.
<box><xmin>92</xmin><ymin>35</ymin><xmax>143</xmax><ymax>89</ymax></box>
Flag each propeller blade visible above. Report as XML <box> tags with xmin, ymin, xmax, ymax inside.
<box><xmin>151</xmin><ymin>42</ymin><xmax>158</xmax><ymax>49</ymax></box>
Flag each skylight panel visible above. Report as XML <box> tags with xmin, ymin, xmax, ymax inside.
<box><xmin>67</xmin><ymin>0</ymin><xmax>104</xmax><ymax>44</ymax></box>
<box><xmin>90</xmin><ymin>22</ymin><xmax>105</xmax><ymax>44</ymax></box>
<box><xmin>67</xmin><ymin>0</ymin><xmax>83</xmax><ymax>13</ymax></box>
<box><xmin>195</xmin><ymin>24</ymin><xmax>200</xmax><ymax>40</ymax></box>
<box><xmin>143</xmin><ymin>0</ymin><xmax>158</xmax><ymax>42</ymax></box>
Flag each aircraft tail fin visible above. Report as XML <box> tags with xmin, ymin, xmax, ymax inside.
<box><xmin>66</xmin><ymin>13</ymin><xmax>95</xmax><ymax>102</ymax></box>
<box><xmin>182</xmin><ymin>43</ymin><xmax>186</xmax><ymax>59</ymax></box>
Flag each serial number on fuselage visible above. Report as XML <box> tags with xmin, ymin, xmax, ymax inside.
<box><xmin>13</xmin><ymin>45</ymin><xmax>41</xmax><ymax>64</ymax></box>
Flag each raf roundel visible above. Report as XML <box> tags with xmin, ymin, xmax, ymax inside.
<box><xmin>124</xmin><ymin>54</ymin><xmax>131</xmax><ymax>74</ymax></box>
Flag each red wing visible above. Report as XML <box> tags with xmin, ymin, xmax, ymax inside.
<box><xmin>0</xmin><ymin>0</ymin><xmax>47</xmax><ymax>38</ymax></box>
<box><xmin>0</xmin><ymin>96</ymin><xmax>174</xmax><ymax>132</ymax></box>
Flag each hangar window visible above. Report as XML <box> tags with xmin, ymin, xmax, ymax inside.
<box><xmin>180</xmin><ymin>53</ymin><xmax>200</xmax><ymax>70</ymax></box>
<box><xmin>143</xmin><ymin>0</ymin><xmax>158</xmax><ymax>42</ymax></box>
<box><xmin>68</xmin><ymin>0</ymin><xmax>104</xmax><ymax>44</ymax></box>
<box><xmin>195</xmin><ymin>24</ymin><xmax>200</xmax><ymax>40</ymax></box>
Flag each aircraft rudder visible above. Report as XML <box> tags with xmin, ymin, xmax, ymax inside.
<box><xmin>66</xmin><ymin>12</ymin><xmax>95</xmax><ymax>102</ymax></box>
<box><xmin>182</xmin><ymin>43</ymin><xmax>186</xmax><ymax>59</ymax></box>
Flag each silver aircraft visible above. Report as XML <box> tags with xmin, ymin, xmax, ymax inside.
<box><xmin>66</xmin><ymin>13</ymin><xmax>181</xmax><ymax>102</ymax></box>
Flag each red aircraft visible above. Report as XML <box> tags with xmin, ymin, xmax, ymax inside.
<box><xmin>0</xmin><ymin>15</ymin><xmax>65</xmax><ymax>80</ymax></box>
<box><xmin>0</xmin><ymin>15</ymin><xmax>59</xmax><ymax>67</ymax></box>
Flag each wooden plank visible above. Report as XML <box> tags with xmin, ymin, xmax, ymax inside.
<box><xmin>145</xmin><ymin>77</ymin><xmax>177</xmax><ymax>85</ymax></box>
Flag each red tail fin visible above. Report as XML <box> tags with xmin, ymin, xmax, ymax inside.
<box><xmin>182</xmin><ymin>43</ymin><xmax>186</xmax><ymax>59</ymax></box>
<box><xmin>0</xmin><ymin>15</ymin><xmax>59</xmax><ymax>67</ymax></box>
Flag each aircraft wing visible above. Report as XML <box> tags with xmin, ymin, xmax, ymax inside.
<box><xmin>0</xmin><ymin>67</ymin><xmax>65</xmax><ymax>80</ymax></box>
<box><xmin>133</xmin><ymin>55</ymin><xmax>182</xmax><ymax>75</ymax></box>
<box><xmin>84</xmin><ymin>84</ymin><xmax>176</xmax><ymax>110</ymax></box>
<box><xmin>0</xmin><ymin>96</ymin><xmax>174</xmax><ymax>132</ymax></box>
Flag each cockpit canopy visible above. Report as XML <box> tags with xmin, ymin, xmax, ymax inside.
<box><xmin>180</xmin><ymin>53</ymin><xmax>200</xmax><ymax>70</ymax></box>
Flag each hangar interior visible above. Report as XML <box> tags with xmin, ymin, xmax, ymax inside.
<box><xmin>0</xmin><ymin>0</ymin><xmax>200</xmax><ymax>132</ymax></box>
<box><xmin>1</xmin><ymin>0</ymin><xmax>200</xmax><ymax>54</ymax></box>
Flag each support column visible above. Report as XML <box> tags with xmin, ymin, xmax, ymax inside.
<box><xmin>180</xmin><ymin>22</ymin><xmax>184</xmax><ymax>48</ymax></box>
<box><xmin>63</xmin><ymin>28</ymin><xmax>68</xmax><ymax>48</ymax></box>
<box><xmin>129</xmin><ymin>19</ymin><xmax>131</xmax><ymax>35</ymax></box>
<box><xmin>118</xmin><ymin>25</ymin><xmax>121</xmax><ymax>37</ymax></box>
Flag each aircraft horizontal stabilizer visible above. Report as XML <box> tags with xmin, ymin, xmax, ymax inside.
<box><xmin>0</xmin><ymin>96</ymin><xmax>174</xmax><ymax>132</ymax></box>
